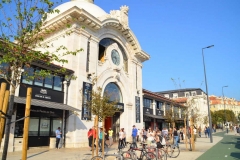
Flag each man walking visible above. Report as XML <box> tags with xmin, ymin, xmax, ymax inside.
<box><xmin>55</xmin><ymin>127</ymin><xmax>61</xmax><ymax>149</ymax></box>
<box><xmin>132</xmin><ymin>125</ymin><xmax>138</xmax><ymax>143</ymax></box>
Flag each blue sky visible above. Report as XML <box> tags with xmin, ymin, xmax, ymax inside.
<box><xmin>92</xmin><ymin>0</ymin><xmax>240</xmax><ymax>100</ymax></box>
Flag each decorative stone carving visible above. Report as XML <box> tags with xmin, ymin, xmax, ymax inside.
<box><xmin>110</xmin><ymin>5</ymin><xmax>129</xmax><ymax>29</ymax></box>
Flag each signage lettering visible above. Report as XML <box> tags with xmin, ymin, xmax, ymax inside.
<box><xmin>82</xmin><ymin>82</ymin><xmax>92</xmax><ymax>120</ymax></box>
<box><xmin>135</xmin><ymin>96</ymin><xmax>141</xmax><ymax>123</ymax></box>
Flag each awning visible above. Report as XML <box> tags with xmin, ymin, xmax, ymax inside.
<box><xmin>14</xmin><ymin>96</ymin><xmax>81</xmax><ymax>112</ymax></box>
<box><xmin>144</xmin><ymin>114</ymin><xmax>164</xmax><ymax>119</ymax></box>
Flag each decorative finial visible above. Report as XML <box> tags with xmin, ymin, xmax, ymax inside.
<box><xmin>71</xmin><ymin>0</ymin><xmax>94</xmax><ymax>4</ymax></box>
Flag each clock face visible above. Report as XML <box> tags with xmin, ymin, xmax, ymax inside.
<box><xmin>111</xmin><ymin>49</ymin><xmax>120</xmax><ymax>66</ymax></box>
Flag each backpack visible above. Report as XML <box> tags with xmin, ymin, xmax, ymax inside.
<box><xmin>159</xmin><ymin>135</ymin><xmax>166</xmax><ymax>145</ymax></box>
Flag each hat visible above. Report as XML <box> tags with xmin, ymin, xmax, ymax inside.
<box><xmin>133</xmin><ymin>125</ymin><xmax>135</xmax><ymax>127</ymax></box>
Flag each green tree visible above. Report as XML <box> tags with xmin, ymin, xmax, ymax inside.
<box><xmin>0</xmin><ymin>0</ymin><xmax>81</xmax><ymax>159</ymax></box>
<box><xmin>87</xmin><ymin>86</ymin><xmax>118</xmax><ymax>157</ymax></box>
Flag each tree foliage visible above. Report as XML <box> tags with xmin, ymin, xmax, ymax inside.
<box><xmin>87</xmin><ymin>87</ymin><xmax>119</xmax><ymax>121</ymax></box>
<box><xmin>0</xmin><ymin>0</ymin><xmax>82</xmax><ymax>91</ymax></box>
<box><xmin>0</xmin><ymin>0</ymin><xmax>81</xmax><ymax>158</ymax></box>
<box><xmin>211</xmin><ymin>110</ymin><xmax>238</xmax><ymax>125</ymax></box>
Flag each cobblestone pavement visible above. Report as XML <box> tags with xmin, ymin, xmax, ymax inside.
<box><xmin>1</xmin><ymin>130</ymin><xmax>234</xmax><ymax>160</ymax></box>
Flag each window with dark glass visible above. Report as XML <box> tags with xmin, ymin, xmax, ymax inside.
<box><xmin>22</xmin><ymin>66</ymin><xmax>34</xmax><ymax>85</ymax></box>
<box><xmin>53</xmin><ymin>76</ymin><xmax>62</xmax><ymax>91</ymax></box>
<box><xmin>104</xmin><ymin>82</ymin><xmax>122</xmax><ymax>102</ymax></box>
<box><xmin>98</xmin><ymin>38</ymin><xmax>128</xmax><ymax>72</ymax></box>
<box><xmin>174</xmin><ymin>107</ymin><xmax>179</xmax><ymax>118</ymax></box>
<box><xmin>143</xmin><ymin>98</ymin><xmax>152</xmax><ymax>108</ymax></box>
<box><xmin>156</xmin><ymin>101</ymin><xmax>163</xmax><ymax>110</ymax></box>
<box><xmin>0</xmin><ymin>61</ymin><xmax>9</xmax><ymax>77</ymax></box>
<box><xmin>34</xmin><ymin>69</ymin><xmax>43</xmax><ymax>86</ymax></box>
<box><xmin>44</xmin><ymin>74</ymin><xmax>53</xmax><ymax>89</ymax></box>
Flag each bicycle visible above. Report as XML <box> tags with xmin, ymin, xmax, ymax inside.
<box><xmin>161</xmin><ymin>136</ymin><xmax>180</xmax><ymax>158</ymax></box>
<box><xmin>91</xmin><ymin>145</ymin><xmax>133</xmax><ymax>160</ymax></box>
<box><xmin>123</xmin><ymin>142</ymin><xmax>156</xmax><ymax>160</ymax></box>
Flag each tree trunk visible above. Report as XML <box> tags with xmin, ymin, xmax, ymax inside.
<box><xmin>22</xmin><ymin>88</ymin><xmax>32</xmax><ymax>160</ymax></box>
<box><xmin>2</xmin><ymin>85</ymin><xmax>16</xmax><ymax>160</ymax></box>
<box><xmin>0</xmin><ymin>83</ymin><xmax>7</xmax><ymax>145</ymax></box>
<box><xmin>190</xmin><ymin>117</ymin><xmax>195</xmax><ymax>151</ymax></box>
<box><xmin>92</xmin><ymin>116</ymin><xmax>98</xmax><ymax>157</ymax></box>
<box><xmin>102</xmin><ymin>118</ymin><xmax>105</xmax><ymax>157</ymax></box>
<box><xmin>184</xmin><ymin>117</ymin><xmax>188</xmax><ymax>150</ymax></box>
<box><xmin>95</xmin><ymin>116</ymin><xmax>99</xmax><ymax>156</ymax></box>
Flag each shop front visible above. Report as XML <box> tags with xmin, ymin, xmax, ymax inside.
<box><xmin>143</xmin><ymin>107</ymin><xmax>154</xmax><ymax>129</ymax></box>
<box><xmin>13</xmin><ymin>84</ymin><xmax>80</xmax><ymax>150</ymax></box>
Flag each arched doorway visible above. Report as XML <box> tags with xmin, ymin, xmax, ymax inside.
<box><xmin>103</xmin><ymin>82</ymin><xmax>123</xmax><ymax>142</ymax></box>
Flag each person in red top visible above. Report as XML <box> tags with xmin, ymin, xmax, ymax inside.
<box><xmin>88</xmin><ymin>128</ymin><xmax>93</xmax><ymax>151</ymax></box>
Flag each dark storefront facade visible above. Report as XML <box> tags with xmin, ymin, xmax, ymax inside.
<box><xmin>13</xmin><ymin>84</ymin><xmax>77</xmax><ymax>148</ymax></box>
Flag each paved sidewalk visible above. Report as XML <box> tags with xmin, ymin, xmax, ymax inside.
<box><xmin>0</xmin><ymin>131</ymin><xmax>228</xmax><ymax>160</ymax></box>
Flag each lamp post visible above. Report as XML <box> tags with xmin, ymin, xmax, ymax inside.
<box><xmin>222</xmin><ymin>85</ymin><xmax>228</xmax><ymax>133</ymax></box>
<box><xmin>202</xmin><ymin>45</ymin><xmax>214</xmax><ymax>143</ymax></box>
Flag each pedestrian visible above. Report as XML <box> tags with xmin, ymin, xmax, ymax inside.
<box><xmin>88</xmin><ymin>128</ymin><xmax>93</xmax><ymax>151</ymax></box>
<box><xmin>98</xmin><ymin>128</ymin><xmax>104</xmax><ymax>152</ymax></box>
<box><xmin>119</xmin><ymin>128</ymin><xmax>124</xmax><ymax>149</ymax></box>
<box><xmin>207</xmin><ymin>127</ymin><xmax>210</xmax><ymax>138</ymax></box>
<box><xmin>193</xmin><ymin>126</ymin><xmax>197</xmax><ymax>142</ymax></box>
<box><xmin>180</xmin><ymin>127</ymin><xmax>184</xmax><ymax>140</ymax></box>
<box><xmin>132</xmin><ymin>125</ymin><xmax>138</xmax><ymax>143</ymax></box>
<box><xmin>173</xmin><ymin>127</ymin><xmax>179</xmax><ymax>148</ymax></box>
<box><xmin>233</xmin><ymin>125</ymin><xmax>237</xmax><ymax>135</ymax></box>
<box><xmin>137</xmin><ymin>129</ymin><xmax>140</xmax><ymax>142</ymax></box>
<box><xmin>198</xmin><ymin>126</ymin><xmax>202</xmax><ymax>138</ymax></box>
<box><xmin>143</xmin><ymin>129</ymin><xmax>147</xmax><ymax>142</ymax></box>
<box><xmin>204</xmin><ymin>126</ymin><xmax>208</xmax><ymax>138</ymax></box>
<box><xmin>108</xmin><ymin>128</ymin><xmax>113</xmax><ymax>146</ymax></box>
<box><xmin>55</xmin><ymin>127</ymin><xmax>61</xmax><ymax>149</ymax></box>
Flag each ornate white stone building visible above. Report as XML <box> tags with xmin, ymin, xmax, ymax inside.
<box><xmin>40</xmin><ymin>0</ymin><xmax>150</xmax><ymax>148</ymax></box>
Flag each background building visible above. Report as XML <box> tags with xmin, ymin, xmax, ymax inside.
<box><xmin>142</xmin><ymin>89</ymin><xmax>186</xmax><ymax>130</ymax></box>
<box><xmin>209</xmin><ymin>95</ymin><xmax>240</xmax><ymax>127</ymax></box>
<box><xmin>156</xmin><ymin>88</ymin><xmax>209</xmax><ymax>130</ymax></box>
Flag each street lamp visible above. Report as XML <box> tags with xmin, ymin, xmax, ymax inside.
<box><xmin>202</xmin><ymin>45</ymin><xmax>214</xmax><ymax>143</ymax></box>
<box><xmin>222</xmin><ymin>85</ymin><xmax>228</xmax><ymax>133</ymax></box>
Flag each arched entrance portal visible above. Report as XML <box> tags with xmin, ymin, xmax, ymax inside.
<box><xmin>103</xmin><ymin>82</ymin><xmax>123</xmax><ymax>142</ymax></box>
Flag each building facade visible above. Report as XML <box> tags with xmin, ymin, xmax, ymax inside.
<box><xmin>156</xmin><ymin>88</ymin><xmax>209</xmax><ymax>130</ymax></box>
<box><xmin>142</xmin><ymin>89</ymin><xmax>186</xmax><ymax>130</ymax></box>
<box><xmin>34</xmin><ymin>0</ymin><xmax>150</xmax><ymax>149</ymax></box>
<box><xmin>209</xmin><ymin>95</ymin><xmax>240</xmax><ymax>126</ymax></box>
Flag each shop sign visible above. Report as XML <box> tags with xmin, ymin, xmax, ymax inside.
<box><xmin>135</xmin><ymin>96</ymin><xmax>140</xmax><ymax>123</ymax></box>
<box><xmin>81</xmin><ymin>82</ymin><xmax>92</xmax><ymax>120</ymax></box>
<box><xmin>156</xmin><ymin>109</ymin><xmax>164</xmax><ymax>116</ymax></box>
<box><xmin>19</xmin><ymin>85</ymin><xmax>64</xmax><ymax>103</ymax></box>
<box><xmin>143</xmin><ymin>107</ymin><xmax>153</xmax><ymax>115</ymax></box>
<box><xmin>114</xmin><ymin>103</ymin><xmax>124</xmax><ymax>112</ymax></box>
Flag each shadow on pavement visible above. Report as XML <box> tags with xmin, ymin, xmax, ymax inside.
<box><xmin>27</xmin><ymin>150</ymin><xmax>49</xmax><ymax>159</ymax></box>
<box><xmin>230</xmin><ymin>152</ymin><xmax>240</xmax><ymax>159</ymax></box>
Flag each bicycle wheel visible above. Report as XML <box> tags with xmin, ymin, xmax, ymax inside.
<box><xmin>122</xmin><ymin>151</ymin><xmax>132</xmax><ymax>159</ymax></box>
<box><xmin>157</xmin><ymin>149</ymin><xmax>167</xmax><ymax>160</ymax></box>
<box><xmin>171</xmin><ymin>146</ymin><xmax>180</xmax><ymax>158</ymax></box>
<box><xmin>142</xmin><ymin>152</ymin><xmax>156</xmax><ymax>160</ymax></box>
<box><xmin>91</xmin><ymin>156</ymin><xmax>103</xmax><ymax>160</ymax></box>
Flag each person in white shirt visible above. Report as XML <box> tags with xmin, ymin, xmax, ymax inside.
<box><xmin>119</xmin><ymin>128</ymin><xmax>124</xmax><ymax>148</ymax></box>
<box><xmin>193</xmin><ymin>127</ymin><xmax>197</xmax><ymax>142</ymax></box>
